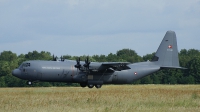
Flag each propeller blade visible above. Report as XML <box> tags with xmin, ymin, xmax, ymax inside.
<box><xmin>75</xmin><ymin>57</ymin><xmax>81</xmax><ymax>68</ymax></box>
<box><xmin>53</xmin><ymin>54</ymin><xmax>57</xmax><ymax>61</ymax></box>
<box><xmin>83</xmin><ymin>56</ymin><xmax>90</xmax><ymax>70</ymax></box>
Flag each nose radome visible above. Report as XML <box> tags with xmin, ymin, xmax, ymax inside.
<box><xmin>12</xmin><ymin>69</ymin><xmax>21</xmax><ymax>78</ymax></box>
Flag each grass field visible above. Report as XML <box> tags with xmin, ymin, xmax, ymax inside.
<box><xmin>0</xmin><ymin>85</ymin><xmax>200</xmax><ymax>112</ymax></box>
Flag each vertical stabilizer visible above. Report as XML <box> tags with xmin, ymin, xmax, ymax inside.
<box><xmin>152</xmin><ymin>31</ymin><xmax>181</xmax><ymax>68</ymax></box>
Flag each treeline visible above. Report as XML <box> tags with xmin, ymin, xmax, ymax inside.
<box><xmin>0</xmin><ymin>48</ymin><xmax>200</xmax><ymax>87</ymax></box>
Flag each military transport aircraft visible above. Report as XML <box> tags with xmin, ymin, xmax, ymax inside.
<box><xmin>12</xmin><ymin>31</ymin><xmax>186</xmax><ymax>88</ymax></box>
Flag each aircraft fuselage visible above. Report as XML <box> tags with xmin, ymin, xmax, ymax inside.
<box><xmin>13</xmin><ymin>60</ymin><xmax>160</xmax><ymax>86</ymax></box>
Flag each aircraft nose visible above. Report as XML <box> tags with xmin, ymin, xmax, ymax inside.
<box><xmin>12</xmin><ymin>69</ymin><xmax>21</xmax><ymax>78</ymax></box>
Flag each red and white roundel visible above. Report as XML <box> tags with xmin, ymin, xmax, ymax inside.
<box><xmin>134</xmin><ymin>72</ymin><xmax>137</xmax><ymax>75</ymax></box>
<box><xmin>168</xmin><ymin>45</ymin><xmax>172</xmax><ymax>49</ymax></box>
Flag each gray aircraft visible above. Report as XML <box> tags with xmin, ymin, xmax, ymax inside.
<box><xmin>12</xmin><ymin>31</ymin><xmax>186</xmax><ymax>88</ymax></box>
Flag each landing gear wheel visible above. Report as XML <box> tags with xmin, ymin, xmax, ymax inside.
<box><xmin>26</xmin><ymin>81</ymin><xmax>32</xmax><ymax>85</ymax></box>
<box><xmin>95</xmin><ymin>84</ymin><xmax>102</xmax><ymax>89</ymax></box>
<box><xmin>80</xmin><ymin>83</ymin><xmax>87</xmax><ymax>88</ymax></box>
<box><xmin>88</xmin><ymin>84</ymin><xmax>94</xmax><ymax>88</ymax></box>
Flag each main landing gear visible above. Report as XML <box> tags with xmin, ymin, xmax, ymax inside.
<box><xmin>88</xmin><ymin>84</ymin><xmax>94</xmax><ymax>88</ymax></box>
<box><xmin>26</xmin><ymin>80</ymin><xmax>38</xmax><ymax>85</ymax></box>
<box><xmin>79</xmin><ymin>83</ymin><xmax>102</xmax><ymax>89</ymax></box>
<box><xmin>88</xmin><ymin>84</ymin><xmax>102</xmax><ymax>89</ymax></box>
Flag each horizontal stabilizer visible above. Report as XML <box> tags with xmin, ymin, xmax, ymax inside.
<box><xmin>161</xmin><ymin>66</ymin><xmax>187</xmax><ymax>69</ymax></box>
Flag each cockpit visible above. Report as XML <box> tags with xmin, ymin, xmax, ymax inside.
<box><xmin>17</xmin><ymin>62</ymin><xmax>31</xmax><ymax>73</ymax></box>
<box><xmin>19</xmin><ymin>62</ymin><xmax>31</xmax><ymax>68</ymax></box>
<box><xmin>12</xmin><ymin>61</ymin><xmax>34</xmax><ymax>81</ymax></box>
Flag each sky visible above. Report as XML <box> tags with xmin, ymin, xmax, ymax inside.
<box><xmin>0</xmin><ymin>0</ymin><xmax>200</xmax><ymax>57</ymax></box>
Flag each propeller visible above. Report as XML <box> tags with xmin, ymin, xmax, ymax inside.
<box><xmin>83</xmin><ymin>56</ymin><xmax>90</xmax><ymax>70</ymax></box>
<box><xmin>74</xmin><ymin>57</ymin><xmax>81</xmax><ymax>69</ymax></box>
<box><xmin>53</xmin><ymin>54</ymin><xmax>57</xmax><ymax>61</ymax></box>
<box><xmin>61</xmin><ymin>55</ymin><xmax>64</xmax><ymax>62</ymax></box>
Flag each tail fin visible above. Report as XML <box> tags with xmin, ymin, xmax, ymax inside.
<box><xmin>152</xmin><ymin>31</ymin><xmax>185</xmax><ymax>69</ymax></box>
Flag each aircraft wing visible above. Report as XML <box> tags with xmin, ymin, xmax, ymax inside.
<box><xmin>97</xmin><ymin>62</ymin><xmax>131</xmax><ymax>71</ymax></box>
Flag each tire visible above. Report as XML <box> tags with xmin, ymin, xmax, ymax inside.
<box><xmin>88</xmin><ymin>84</ymin><xmax>94</xmax><ymax>88</ymax></box>
<box><xmin>80</xmin><ymin>83</ymin><xmax>87</xmax><ymax>88</ymax></box>
<box><xmin>95</xmin><ymin>84</ymin><xmax>102</xmax><ymax>89</ymax></box>
<box><xmin>27</xmin><ymin>81</ymin><xmax>32</xmax><ymax>85</ymax></box>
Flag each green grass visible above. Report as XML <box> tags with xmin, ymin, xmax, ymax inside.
<box><xmin>0</xmin><ymin>85</ymin><xmax>200</xmax><ymax>112</ymax></box>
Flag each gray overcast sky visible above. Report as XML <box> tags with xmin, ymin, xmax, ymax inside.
<box><xmin>0</xmin><ymin>0</ymin><xmax>199</xmax><ymax>57</ymax></box>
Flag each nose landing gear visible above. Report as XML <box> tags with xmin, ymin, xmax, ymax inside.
<box><xmin>26</xmin><ymin>81</ymin><xmax>32</xmax><ymax>85</ymax></box>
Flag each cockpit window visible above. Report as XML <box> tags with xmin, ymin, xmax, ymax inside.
<box><xmin>19</xmin><ymin>62</ymin><xmax>31</xmax><ymax>68</ymax></box>
<box><xmin>25</xmin><ymin>63</ymin><xmax>30</xmax><ymax>67</ymax></box>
